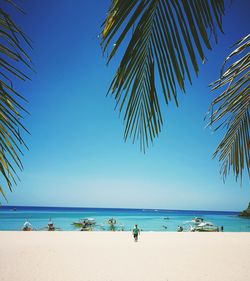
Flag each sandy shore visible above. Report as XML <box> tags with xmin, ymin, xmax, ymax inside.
<box><xmin>0</xmin><ymin>232</ymin><xmax>250</xmax><ymax>281</ymax></box>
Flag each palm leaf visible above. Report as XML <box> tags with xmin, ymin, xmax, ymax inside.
<box><xmin>209</xmin><ymin>34</ymin><xmax>250</xmax><ymax>181</ymax></box>
<box><xmin>101</xmin><ymin>0</ymin><xmax>225</xmax><ymax>151</ymax></box>
<box><xmin>0</xmin><ymin>1</ymin><xmax>31</xmax><ymax>201</ymax></box>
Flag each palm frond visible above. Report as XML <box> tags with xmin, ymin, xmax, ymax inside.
<box><xmin>101</xmin><ymin>0</ymin><xmax>225</xmax><ymax>151</ymax></box>
<box><xmin>209</xmin><ymin>34</ymin><xmax>250</xmax><ymax>181</ymax></box>
<box><xmin>0</xmin><ymin>1</ymin><xmax>31</xmax><ymax>201</ymax></box>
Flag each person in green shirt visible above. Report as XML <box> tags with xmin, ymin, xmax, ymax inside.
<box><xmin>132</xmin><ymin>224</ymin><xmax>140</xmax><ymax>242</ymax></box>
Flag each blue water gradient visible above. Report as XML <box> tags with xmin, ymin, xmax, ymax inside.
<box><xmin>0</xmin><ymin>206</ymin><xmax>249</xmax><ymax>232</ymax></box>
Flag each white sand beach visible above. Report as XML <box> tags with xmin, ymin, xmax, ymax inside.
<box><xmin>0</xmin><ymin>232</ymin><xmax>250</xmax><ymax>281</ymax></box>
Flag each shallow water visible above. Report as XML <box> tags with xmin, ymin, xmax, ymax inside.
<box><xmin>0</xmin><ymin>206</ymin><xmax>249</xmax><ymax>232</ymax></box>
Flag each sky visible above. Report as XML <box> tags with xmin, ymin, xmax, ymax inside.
<box><xmin>2</xmin><ymin>0</ymin><xmax>250</xmax><ymax>211</ymax></box>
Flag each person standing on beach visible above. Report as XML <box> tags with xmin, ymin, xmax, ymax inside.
<box><xmin>132</xmin><ymin>224</ymin><xmax>140</xmax><ymax>242</ymax></box>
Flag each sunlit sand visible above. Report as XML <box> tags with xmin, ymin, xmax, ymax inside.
<box><xmin>1</xmin><ymin>232</ymin><xmax>250</xmax><ymax>281</ymax></box>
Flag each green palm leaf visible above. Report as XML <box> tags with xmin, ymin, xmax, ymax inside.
<box><xmin>0</xmin><ymin>1</ymin><xmax>31</xmax><ymax>201</ymax></box>
<box><xmin>209</xmin><ymin>34</ymin><xmax>250</xmax><ymax>181</ymax></box>
<box><xmin>101</xmin><ymin>0</ymin><xmax>225</xmax><ymax>151</ymax></box>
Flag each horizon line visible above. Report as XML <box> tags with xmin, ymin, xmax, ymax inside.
<box><xmin>0</xmin><ymin>205</ymin><xmax>240</xmax><ymax>213</ymax></box>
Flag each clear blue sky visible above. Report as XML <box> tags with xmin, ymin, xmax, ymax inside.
<box><xmin>3</xmin><ymin>0</ymin><xmax>250</xmax><ymax>211</ymax></box>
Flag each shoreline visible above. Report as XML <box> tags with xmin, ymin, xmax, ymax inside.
<box><xmin>1</xmin><ymin>232</ymin><xmax>250</xmax><ymax>281</ymax></box>
<box><xmin>1</xmin><ymin>230</ymin><xmax>249</xmax><ymax>232</ymax></box>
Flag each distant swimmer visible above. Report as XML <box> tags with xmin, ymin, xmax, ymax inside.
<box><xmin>163</xmin><ymin>225</ymin><xmax>168</xmax><ymax>230</ymax></box>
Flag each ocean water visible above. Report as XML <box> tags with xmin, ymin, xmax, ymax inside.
<box><xmin>0</xmin><ymin>206</ymin><xmax>250</xmax><ymax>232</ymax></box>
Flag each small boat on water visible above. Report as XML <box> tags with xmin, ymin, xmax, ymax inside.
<box><xmin>177</xmin><ymin>226</ymin><xmax>184</xmax><ymax>232</ymax></box>
<box><xmin>85</xmin><ymin>218</ymin><xmax>96</xmax><ymax>225</ymax></box>
<box><xmin>107</xmin><ymin>218</ymin><xmax>117</xmax><ymax>231</ymax></box>
<box><xmin>39</xmin><ymin>219</ymin><xmax>61</xmax><ymax>231</ymax></box>
<box><xmin>191</xmin><ymin>217</ymin><xmax>204</xmax><ymax>224</ymax></box>
<box><xmin>47</xmin><ymin>219</ymin><xmax>55</xmax><ymax>231</ymax></box>
<box><xmin>22</xmin><ymin>220</ymin><xmax>33</xmax><ymax>231</ymax></box>
<box><xmin>108</xmin><ymin>218</ymin><xmax>116</xmax><ymax>225</ymax></box>
<box><xmin>80</xmin><ymin>225</ymin><xmax>92</xmax><ymax>231</ymax></box>
<box><xmin>103</xmin><ymin>218</ymin><xmax>126</xmax><ymax>231</ymax></box>
<box><xmin>190</xmin><ymin>222</ymin><xmax>219</xmax><ymax>232</ymax></box>
<box><xmin>72</xmin><ymin>218</ymin><xmax>96</xmax><ymax>228</ymax></box>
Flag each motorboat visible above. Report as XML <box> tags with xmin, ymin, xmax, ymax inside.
<box><xmin>107</xmin><ymin>218</ymin><xmax>117</xmax><ymax>231</ymax></box>
<box><xmin>108</xmin><ymin>218</ymin><xmax>116</xmax><ymax>225</ymax></box>
<box><xmin>72</xmin><ymin>218</ymin><xmax>96</xmax><ymax>228</ymax></box>
<box><xmin>191</xmin><ymin>217</ymin><xmax>204</xmax><ymax>224</ymax></box>
<box><xmin>38</xmin><ymin>219</ymin><xmax>61</xmax><ymax>231</ymax></box>
<box><xmin>47</xmin><ymin>219</ymin><xmax>55</xmax><ymax>231</ymax></box>
<box><xmin>177</xmin><ymin>226</ymin><xmax>184</xmax><ymax>232</ymax></box>
<box><xmin>80</xmin><ymin>225</ymin><xmax>92</xmax><ymax>231</ymax></box>
<box><xmin>85</xmin><ymin>218</ymin><xmax>96</xmax><ymax>225</ymax></box>
<box><xmin>191</xmin><ymin>222</ymin><xmax>219</xmax><ymax>232</ymax></box>
<box><xmin>22</xmin><ymin>220</ymin><xmax>33</xmax><ymax>231</ymax></box>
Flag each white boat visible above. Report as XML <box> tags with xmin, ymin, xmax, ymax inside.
<box><xmin>84</xmin><ymin>218</ymin><xmax>96</xmax><ymax>225</ymax></box>
<box><xmin>22</xmin><ymin>220</ymin><xmax>33</xmax><ymax>231</ymax></box>
<box><xmin>191</xmin><ymin>222</ymin><xmax>219</xmax><ymax>232</ymax></box>
<box><xmin>191</xmin><ymin>217</ymin><xmax>204</xmax><ymax>224</ymax></box>
<box><xmin>47</xmin><ymin>219</ymin><xmax>55</xmax><ymax>231</ymax></box>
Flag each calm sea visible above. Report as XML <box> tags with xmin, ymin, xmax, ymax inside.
<box><xmin>0</xmin><ymin>206</ymin><xmax>249</xmax><ymax>232</ymax></box>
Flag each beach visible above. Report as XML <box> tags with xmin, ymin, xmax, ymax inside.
<box><xmin>0</xmin><ymin>232</ymin><xmax>250</xmax><ymax>281</ymax></box>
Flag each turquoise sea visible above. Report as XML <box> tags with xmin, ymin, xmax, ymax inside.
<box><xmin>0</xmin><ymin>206</ymin><xmax>250</xmax><ymax>232</ymax></box>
